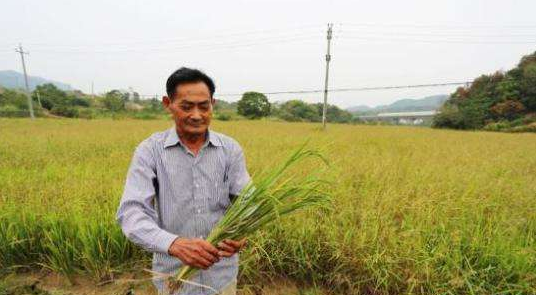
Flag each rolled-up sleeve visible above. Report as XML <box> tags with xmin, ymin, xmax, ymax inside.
<box><xmin>228</xmin><ymin>144</ymin><xmax>251</xmax><ymax>196</ymax></box>
<box><xmin>116</xmin><ymin>142</ymin><xmax>178</xmax><ymax>254</ymax></box>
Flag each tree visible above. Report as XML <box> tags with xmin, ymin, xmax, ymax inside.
<box><xmin>102</xmin><ymin>90</ymin><xmax>125</xmax><ymax>112</ymax></box>
<box><xmin>277</xmin><ymin>100</ymin><xmax>319</xmax><ymax>122</ymax></box>
<box><xmin>0</xmin><ymin>89</ymin><xmax>28</xmax><ymax>109</ymax></box>
<box><xmin>312</xmin><ymin>103</ymin><xmax>353</xmax><ymax>123</ymax></box>
<box><xmin>520</xmin><ymin>63</ymin><xmax>536</xmax><ymax>111</ymax></box>
<box><xmin>432</xmin><ymin>104</ymin><xmax>465</xmax><ymax>129</ymax></box>
<box><xmin>490</xmin><ymin>100</ymin><xmax>526</xmax><ymax>120</ymax></box>
<box><xmin>237</xmin><ymin>92</ymin><xmax>271</xmax><ymax>119</ymax></box>
<box><xmin>434</xmin><ymin>51</ymin><xmax>536</xmax><ymax>130</ymax></box>
<box><xmin>33</xmin><ymin>83</ymin><xmax>69</xmax><ymax>110</ymax></box>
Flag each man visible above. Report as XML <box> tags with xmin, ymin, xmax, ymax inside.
<box><xmin>116</xmin><ymin>67</ymin><xmax>250</xmax><ymax>295</ymax></box>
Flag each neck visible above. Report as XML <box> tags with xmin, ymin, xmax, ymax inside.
<box><xmin>176</xmin><ymin>127</ymin><xmax>207</xmax><ymax>153</ymax></box>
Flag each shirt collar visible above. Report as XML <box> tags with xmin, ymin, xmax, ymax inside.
<box><xmin>164</xmin><ymin>126</ymin><xmax>222</xmax><ymax>149</ymax></box>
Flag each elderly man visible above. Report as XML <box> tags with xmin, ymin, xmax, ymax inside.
<box><xmin>116</xmin><ymin>67</ymin><xmax>250</xmax><ymax>295</ymax></box>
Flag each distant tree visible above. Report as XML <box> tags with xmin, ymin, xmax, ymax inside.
<box><xmin>432</xmin><ymin>104</ymin><xmax>465</xmax><ymax>129</ymax></box>
<box><xmin>0</xmin><ymin>89</ymin><xmax>28</xmax><ymax>109</ymax></box>
<box><xmin>144</xmin><ymin>97</ymin><xmax>163</xmax><ymax>112</ymax></box>
<box><xmin>237</xmin><ymin>92</ymin><xmax>271</xmax><ymax>119</ymax></box>
<box><xmin>70</xmin><ymin>96</ymin><xmax>90</xmax><ymax>107</ymax></box>
<box><xmin>496</xmin><ymin>76</ymin><xmax>520</xmax><ymax>102</ymax></box>
<box><xmin>520</xmin><ymin>63</ymin><xmax>536</xmax><ymax>111</ymax></box>
<box><xmin>102</xmin><ymin>90</ymin><xmax>125</xmax><ymax>112</ymax></box>
<box><xmin>277</xmin><ymin>100</ymin><xmax>319</xmax><ymax>122</ymax></box>
<box><xmin>312</xmin><ymin>103</ymin><xmax>353</xmax><ymax>123</ymax></box>
<box><xmin>33</xmin><ymin>83</ymin><xmax>69</xmax><ymax>110</ymax></box>
<box><xmin>490</xmin><ymin>100</ymin><xmax>526</xmax><ymax>120</ymax></box>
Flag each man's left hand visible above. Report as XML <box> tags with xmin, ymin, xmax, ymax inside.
<box><xmin>217</xmin><ymin>238</ymin><xmax>247</xmax><ymax>257</ymax></box>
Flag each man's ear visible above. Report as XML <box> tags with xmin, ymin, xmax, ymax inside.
<box><xmin>162</xmin><ymin>96</ymin><xmax>171</xmax><ymax>109</ymax></box>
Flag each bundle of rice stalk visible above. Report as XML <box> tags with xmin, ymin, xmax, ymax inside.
<box><xmin>167</xmin><ymin>143</ymin><xmax>330</xmax><ymax>293</ymax></box>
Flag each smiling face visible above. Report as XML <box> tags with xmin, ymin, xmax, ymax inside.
<box><xmin>163</xmin><ymin>81</ymin><xmax>215</xmax><ymax>136</ymax></box>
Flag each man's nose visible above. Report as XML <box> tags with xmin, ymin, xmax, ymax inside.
<box><xmin>190</xmin><ymin>108</ymin><xmax>202</xmax><ymax>120</ymax></box>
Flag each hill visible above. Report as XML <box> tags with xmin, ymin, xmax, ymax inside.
<box><xmin>0</xmin><ymin>70</ymin><xmax>73</xmax><ymax>91</ymax></box>
<box><xmin>347</xmin><ymin>94</ymin><xmax>448</xmax><ymax>114</ymax></box>
<box><xmin>433</xmin><ymin>51</ymin><xmax>536</xmax><ymax>132</ymax></box>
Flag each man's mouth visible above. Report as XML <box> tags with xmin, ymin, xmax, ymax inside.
<box><xmin>187</xmin><ymin>122</ymin><xmax>204</xmax><ymax>128</ymax></box>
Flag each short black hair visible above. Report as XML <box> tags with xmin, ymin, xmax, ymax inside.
<box><xmin>166</xmin><ymin>67</ymin><xmax>216</xmax><ymax>99</ymax></box>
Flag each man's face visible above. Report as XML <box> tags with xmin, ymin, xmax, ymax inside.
<box><xmin>163</xmin><ymin>82</ymin><xmax>214</xmax><ymax>136</ymax></box>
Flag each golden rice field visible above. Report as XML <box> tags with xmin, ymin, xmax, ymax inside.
<box><xmin>1</xmin><ymin>118</ymin><xmax>535</xmax><ymax>294</ymax></box>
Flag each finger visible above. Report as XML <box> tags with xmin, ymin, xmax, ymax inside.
<box><xmin>181</xmin><ymin>252</ymin><xmax>197</xmax><ymax>267</ymax></box>
<box><xmin>217</xmin><ymin>241</ymin><xmax>235</xmax><ymax>253</ymax></box>
<box><xmin>218</xmin><ymin>250</ymin><xmax>234</xmax><ymax>258</ymax></box>
<box><xmin>183</xmin><ymin>248</ymin><xmax>212</xmax><ymax>269</ymax></box>
<box><xmin>192</xmin><ymin>255</ymin><xmax>213</xmax><ymax>269</ymax></box>
<box><xmin>198</xmin><ymin>240</ymin><xmax>220</xmax><ymax>256</ymax></box>
<box><xmin>197</xmin><ymin>247</ymin><xmax>219</xmax><ymax>263</ymax></box>
<box><xmin>223</xmin><ymin>239</ymin><xmax>242</xmax><ymax>249</ymax></box>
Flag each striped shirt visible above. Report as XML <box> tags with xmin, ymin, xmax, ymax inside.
<box><xmin>116</xmin><ymin>126</ymin><xmax>251</xmax><ymax>295</ymax></box>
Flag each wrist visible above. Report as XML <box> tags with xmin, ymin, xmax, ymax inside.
<box><xmin>167</xmin><ymin>236</ymin><xmax>182</xmax><ymax>256</ymax></box>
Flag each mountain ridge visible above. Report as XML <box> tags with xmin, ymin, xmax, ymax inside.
<box><xmin>347</xmin><ymin>94</ymin><xmax>448</xmax><ymax>114</ymax></box>
<box><xmin>0</xmin><ymin>70</ymin><xmax>73</xmax><ymax>91</ymax></box>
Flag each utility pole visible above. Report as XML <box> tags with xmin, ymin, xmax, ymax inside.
<box><xmin>322</xmin><ymin>23</ymin><xmax>333</xmax><ymax>129</ymax></box>
<box><xmin>15</xmin><ymin>44</ymin><xmax>35</xmax><ymax>119</ymax></box>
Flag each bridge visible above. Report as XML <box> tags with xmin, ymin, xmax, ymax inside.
<box><xmin>358</xmin><ymin>110</ymin><xmax>438</xmax><ymax>125</ymax></box>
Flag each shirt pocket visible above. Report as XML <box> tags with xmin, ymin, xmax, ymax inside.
<box><xmin>208</xmin><ymin>175</ymin><xmax>231</xmax><ymax>212</ymax></box>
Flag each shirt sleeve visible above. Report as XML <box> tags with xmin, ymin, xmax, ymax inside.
<box><xmin>116</xmin><ymin>142</ymin><xmax>178</xmax><ymax>254</ymax></box>
<box><xmin>228</xmin><ymin>143</ymin><xmax>252</xmax><ymax>196</ymax></box>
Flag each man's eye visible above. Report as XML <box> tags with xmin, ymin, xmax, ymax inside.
<box><xmin>180</xmin><ymin>105</ymin><xmax>193</xmax><ymax>111</ymax></box>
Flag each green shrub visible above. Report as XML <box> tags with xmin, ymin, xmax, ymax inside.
<box><xmin>483</xmin><ymin>121</ymin><xmax>511</xmax><ymax>131</ymax></box>
<box><xmin>215</xmin><ymin>112</ymin><xmax>232</xmax><ymax>121</ymax></box>
<box><xmin>0</xmin><ymin>105</ymin><xmax>25</xmax><ymax>117</ymax></box>
<box><xmin>51</xmin><ymin>105</ymin><xmax>79</xmax><ymax>118</ymax></box>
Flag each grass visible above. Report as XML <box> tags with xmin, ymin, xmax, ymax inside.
<box><xmin>1</xmin><ymin>118</ymin><xmax>535</xmax><ymax>294</ymax></box>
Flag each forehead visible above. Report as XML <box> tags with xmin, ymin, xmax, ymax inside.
<box><xmin>174</xmin><ymin>81</ymin><xmax>210</xmax><ymax>102</ymax></box>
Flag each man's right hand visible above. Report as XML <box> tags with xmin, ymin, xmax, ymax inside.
<box><xmin>168</xmin><ymin>238</ymin><xmax>220</xmax><ymax>270</ymax></box>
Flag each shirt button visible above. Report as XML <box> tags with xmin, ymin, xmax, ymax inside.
<box><xmin>197</xmin><ymin>209</ymin><xmax>201</xmax><ymax>214</ymax></box>
<box><xmin>194</xmin><ymin>183</ymin><xmax>199</xmax><ymax>188</ymax></box>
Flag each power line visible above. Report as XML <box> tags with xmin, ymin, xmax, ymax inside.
<box><xmin>337</xmin><ymin>30</ymin><xmax>536</xmax><ymax>38</ymax></box>
<box><xmin>335</xmin><ymin>35</ymin><xmax>536</xmax><ymax>45</ymax></box>
<box><xmin>135</xmin><ymin>81</ymin><xmax>471</xmax><ymax>100</ymax></box>
<box><xmin>0</xmin><ymin>24</ymin><xmax>324</xmax><ymax>48</ymax></box>
<box><xmin>0</xmin><ymin>25</ymin><xmax>324</xmax><ymax>51</ymax></box>
<box><xmin>339</xmin><ymin>22</ymin><xmax>536</xmax><ymax>29</ymax></box>
<box><xmin>213</xmin><ymin>81</ymin><xmax>472</xmax><ymax>98</ymax></box>
<box><xmin>15</xmin><ymin>34</ymin><xmax>321</xmax><ymax>54</ymax></box>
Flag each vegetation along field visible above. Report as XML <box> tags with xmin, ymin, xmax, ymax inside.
<box><xmin>1</xmin><ymin>118</ymin><xmax>535</xmax><ymax>294</ymax></box>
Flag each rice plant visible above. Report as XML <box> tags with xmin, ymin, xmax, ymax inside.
<box><xmin>168</xmin><ymin>144</ymin><xmax>331</xmax><ymax>292</ymax></box>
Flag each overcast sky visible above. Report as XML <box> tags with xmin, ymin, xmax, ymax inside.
<box><xmin>1</xmin><ymin>0</ymin><xmax>535</xmax><ymax>108</ymax></box>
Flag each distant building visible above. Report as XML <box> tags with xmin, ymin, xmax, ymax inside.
<box><xmin>358</xmin><ymin>110</ymin><xmax>438</xmax><ymax>125</ymax></box>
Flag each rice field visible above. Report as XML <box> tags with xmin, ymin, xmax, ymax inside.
<box><xmin>1</xmin><ymin>118</ymin><xmax>535</xmax><ymax>294</ymax></box>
